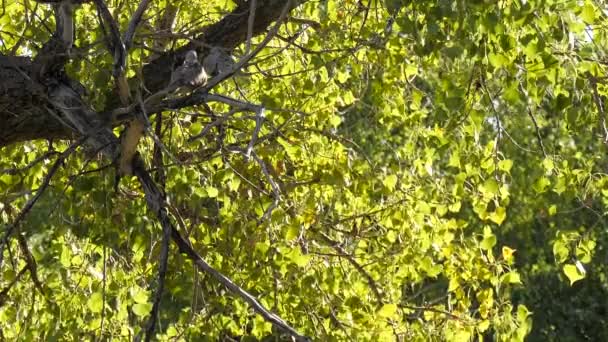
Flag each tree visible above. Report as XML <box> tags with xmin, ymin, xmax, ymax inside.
<box><xmin>1</xmin><ymin>0</ymin><xmax>607</xmax><ymax>340</ymax></box>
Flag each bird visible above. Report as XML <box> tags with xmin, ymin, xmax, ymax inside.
<box><xmin>169</xmin><ymin>50</ymin><xmax>207</xmax><ymax>91</ymax></box>
<box><xmin>202</xmin><ymin>47</ymin><xmax>235</xmax><ymax>77</ymax></box>
<box><xmin>117</xmin><ymin>50</ymin><xmax>207</xmax><ymax>177</ymax></box>
<box><xmin>139</xmin><ymin>50</ymin><xmax>207</xmax><ymax>107</ymax></box>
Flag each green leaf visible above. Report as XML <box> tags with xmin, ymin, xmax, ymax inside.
<box><xmin>488</xmin><ymin>206</ymin><xmax>506</xmax><ymax>225</ymax></box>
<box><xmin>563</xmin><ymin>263</ymin><xmax>585</xmax><ymax>285</ymax></box>
<box><xmin>383</xmin><ymin>174</ymin><xmax>398</xmax><ymax>191</ymax></box>
<box><xmin>207</xmin><ymin>186</ymin><xmax>219</xmax><ymax>198</ymax></box>
<box><xmin>87</xmin><ymin>292</ymin><xmax>104</xmax><ymax>313</ymax></box>
<box><xmin>481</xmin><ymin>228</ymin><xmax>497</xmax><ymax>250</ymax></box>
<box><xmin>548</xmin><ymin>205</ymin><xmax>557</xmax><ymax>216</ymax></box>
<box><xmin>131</xmin><ymin>288</ymin><xmax>149</xmax><ymax>304</ymax></box>
<box><xmin>581</xmin><ymin>3</ymin><xmax>596</xmax><ymax>22</ymax></box>
<box><xmin>542</xmin><ymin>158</ymin><xmax>555</xmax><ymax>172</ymax></box>
<box><xmin>329</xmin><ymin>115</ymin><xmax>342</xmax><ymax>127</ymax></box>
<box><xmin>553</xmin><ymin>240</ymin><xmax>569</xmax><ymax>263</ymax></box>
<box><xmin>285</xmin><ymin>248</ymin><xmax>310</xmax><ymax>268</ymax></box>
<box><xmin>503</xmin><ymin>271</ymin><xmax>522</xmax><ymax>284</ymax></box>
<box><xmin>497</xmin><ymin>159</ymin><xmax>513</xmax><ymax>172</ymax></box>
<box><xmin>480</xmin><ymin>179</ymin><xmax>499</xmax><ymax>197</ymax></box>
<box><xmin>377</xmin><ymin>303</ymin><xmax>398</xmax><ymax>318</ymax></box>
<box><xmin>132</xmin><ymin>303</ymin><xmax>153</xmax><ymax>317</ymax></box>
<box><xmin>532</xmin><ymin>177</ymin><xmax>550</xmax><ymax>193</ymax></box>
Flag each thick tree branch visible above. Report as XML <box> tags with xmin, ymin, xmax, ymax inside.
<box><xmin>139</xmin><ymin>0</ymin><xmax>306</xmax><ymax>96</ymax></box>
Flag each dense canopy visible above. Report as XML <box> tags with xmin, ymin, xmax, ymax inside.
<box><xmin>1</xmin><ymin>0</ymin><xmax>608</xmax><ymax>340</ymax></box>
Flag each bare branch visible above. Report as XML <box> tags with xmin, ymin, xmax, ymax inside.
<box><xmin>245</xmin><ymin>107</ymin><xmax>265</xmax><ymax>160</ymax></box>
<box><xmin>251</xmin><ymin>152</ymin><xmax>281</xmax><ymax>222</ymax></box>
<box><xmin>245</xmin><ymin>0</ymin><xmax>257</xmax><ymax>54</ymax></box>
<box><xmin>124</xmin><ymin>0</ymin><xmax>151</xmax><ymax>51</ymax></box>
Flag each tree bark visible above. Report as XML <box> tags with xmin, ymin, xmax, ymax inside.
<box><xmin>0</xmin><ymin>57</ymin><xmax>73</xmax><ymax>146</ymax></box>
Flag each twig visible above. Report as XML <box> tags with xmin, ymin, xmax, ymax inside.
<box><xmin>182</xmin><ymin>95</ymin><xmax>265</xmax><ymax>159</ymax></box>
<box><xmin>188</xmin><ymin>108</ymin><xmax>238</xmax><ymax>142</ymax></box>
<box><xmin>318</xmin><ymin>232</ymin><xmax>383</xmax><ymax>306</ymax></box>
<box><xmin>251</xmin><ymin>152</ymin><xmax>280</xmax><ymax>222</ymax></box>
<box><xmin>1</xmin><ymin>150</ymin><xmax>58</xmax><ymax>175</ymax></box>
<box><xmin>245</xmin><ymin>107</ymin><xmax>265</xmax><ymax>160</ymax></box>
<box><xmin>589</xmin><ymin>76</ymin><xmax>608</xmax><ymax>142</ymax></box>
<box><xmin>518</xmin><ymin>82</ymin><xmax>547</xmax><ymax>157</ymax></box>
<box><xmin>525</xmin><ymin>104</ymin><xmax>547</xmax><ymax>158</ymax></box>
<box><xmin>399</xmin><ymin>304</ymin><xmax>469</xmax><ymax>322</ymax></box>
<box><xmin>245</xmin><ymin>0</ymin><xmax>257</xmax><ymax>55</ymax></box>
<box><xmin>16</xmin><ymin>234</ymin><xmax>46</xmax><ymax>297</ymax></box>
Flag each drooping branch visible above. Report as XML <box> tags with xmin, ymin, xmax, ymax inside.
<box><xmin>134</xmin><ymin>160</ymin><xmax>310</xmax><ymax>342</ymax></box>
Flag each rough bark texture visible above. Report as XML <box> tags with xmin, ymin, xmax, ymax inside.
<box><xmin>0</xmin><ymin>0</ymin><xmax>304</xmax><ymax>148</ymax></box>
<box><xmin>0</xmin><ymin>57</ymin><xmax>72</xmax><ymax>146</ymax></box>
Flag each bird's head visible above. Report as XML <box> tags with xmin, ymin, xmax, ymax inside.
<box><xmin>184</xmin><ymin>50</ymin><xmax>198</xmax><ymax>65</ymax></box>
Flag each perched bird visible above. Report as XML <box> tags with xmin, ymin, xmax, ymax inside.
<box><xmin>117</xmin><ymin>50</ymin><xmax>207</xmax><ymax>177</ymax></box>
<box><xmin>169</xmin><ymin>50</ymin><xmax>207</xmax><ymax>90</ymax></box>
<box><xmin>138</xmin><ymin>50</ymin><xmax>207</xmax><ymax>107</ymax></box>
<box><xmin>202</xmin><ymin>47</ymin><xmax>235</xmax><ymax>77</ymax></box>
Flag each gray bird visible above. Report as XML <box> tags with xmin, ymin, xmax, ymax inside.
<box><xmin>141</xmin><ymin>50</ymin><xmax>207</xmax><ymax>107</ymax></box>
<box><xmin>202</xmin><ymin>47</ymin><xmax>235</xmax><ymax>76</ymax></box>
<box><xmin>169</xmin><ymin>50</ymin><xmax>207</xmax><ymax>90</ymax></box>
